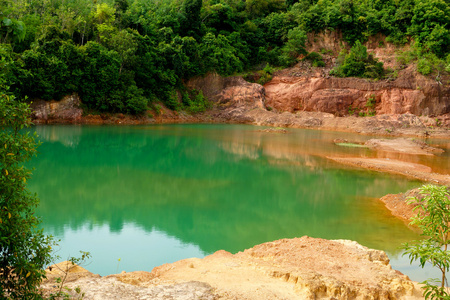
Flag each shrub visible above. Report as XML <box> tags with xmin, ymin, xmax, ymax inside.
<box><xmin>330</xmin><ymin>41</ymin><xmax>384</xmax><ymax>79</ymax></box>
<box><xmin>304</xmin><ymin>52</ymin><xmax>325</xmax><ymax>67</ymax></box>
<box><xmin>183</xmin><ymin>89</ymin><xmax>211</xmax><ymax>113</ymax></box>
<box><xmin>402</xmin><ymin>184</ymin><xmax>450</xmax><ymax>299</ymax></box>
<box><xmin>417</xmin><ymin>58</ymin><xmax>433</xmax><ymax>75</ymax></box>
<box><xmin>0</xmin><ymin>89</ymin><xmax>53</xmax><ymax>299</ymax></box>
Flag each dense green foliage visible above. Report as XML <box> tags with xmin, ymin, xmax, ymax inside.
<box><xmin>1</xmin><ymin>0</ymin><xmax>450</xmax><ymax>114</ymax></box>
<box><xmin>403</xmin><ymin>185</ymin><xmax>450</xmax><ymax>299</ymax></box>
<box><xmin>0</xmin><ymin>88</ymin><xmax>53</xmax><ymax>299</ymax></box>
<box><xmin>330</xmin><ymin>41</ymin><xmax>384</xmax><ymax>78</ymax></box>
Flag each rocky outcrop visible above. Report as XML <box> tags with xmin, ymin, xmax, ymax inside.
<box><xmin>31</xmin><ymin>94</ymin><xmax>83</xmax><ymax>123</ymax></box>
<box><xmin>186</xmin><ymin>73</ymin><xmax>265</xmax><ymax>110</ymax></box>
<box><xmin>40</xmin><ymin>237</ymin><xmax>423</xmax><ymax>300</ymax></box>
<box><xmin>264</xmin><ymin>66</ymin><xmax>450</xmax><ymax>117</ymax></box>
<box><xmin>185</xmin><ymin>65</ymin><xmax>450</xmax><ymax>131</ymax></box>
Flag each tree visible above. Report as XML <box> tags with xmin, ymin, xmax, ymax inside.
<box><xmin>199</xmin><ymin>32</ymin><xmax>244</xmax><ymax>75</ymax></box>
<box><xmin>181</xmin><ymin>0</ymin><xmax>203</xmax><ymax>38</ymax></box>
<box><xmin>330</xmin><ymin>41</ymin><xmax>384</xmax><ymax>78</ymax></box>
<box><xmin>402</xmin><ymin>184</ymin><xmax>450</xmax><ymax>300</ymax></box>
<box><xmin>408</xmin><ymin>0</ymin><xmax>450</xmax><ymax>57</ymax></box>
<box><xmin>0</xmin><ymin>88</ymin><xmax>53</xmax><ymax>299</ymax></box>
<box><xmin>0</xmin><ymin>16</ymin><xmax>26</xmax><ymax>46</ymax></box>
<box><xmin>281</xmin><ymin>26</ymin><xmax>307</xmax><ymax>66</ymax></box>
<box><xmin>107</xmin><ymin>29</ymin><xmax>139</xmax><ymax>74</ymax></box>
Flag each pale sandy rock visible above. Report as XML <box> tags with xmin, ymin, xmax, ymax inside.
<box><xmin>40</xmin><ymin>238</ymin><xmax>424</xmax><ymax>299</ymax></box>
<box><xmin>44</xmin><ymin>261</ymin><xmax>99</xmax><ymax>283</ymax></box>
<box><xmin>67</xmin><ymin>278</ymin><xmax>216</xmax><ymax>300</ymax></box>
<box><xmin>41</xmin><ymin>265</ymin><xmax>216</xmax><ymax>300</ymax></box>
<box><xmin>149</xmin><ymin>237</ymin><xmax>423</xmax><ymax>299</ymax></box>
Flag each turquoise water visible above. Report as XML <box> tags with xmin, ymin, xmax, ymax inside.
<box><xmin>28</xmin><ymin>124</ymin><xmax>448</xmax><ymax>281</ymax></box>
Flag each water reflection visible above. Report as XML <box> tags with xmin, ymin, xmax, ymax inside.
<box><xmin>49</xmin><ymin>224</ymin><xmax>205</xmax><ymax>275</ymax></box>
<box><xmin>28</xmin><ymin>124</ymin><xmax>448</xmax><ymax>280</ymax></box>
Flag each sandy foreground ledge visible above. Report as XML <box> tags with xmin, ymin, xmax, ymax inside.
<box><xmin>40</xmin><ymin>237</ymin><xmax>423</xmax><ymax>300</ymax></box>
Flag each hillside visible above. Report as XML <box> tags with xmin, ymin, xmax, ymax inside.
<box><xmin>1</xmin><ymin>0</ymin><xmax>450</xmax><ymax>118</ymax></box>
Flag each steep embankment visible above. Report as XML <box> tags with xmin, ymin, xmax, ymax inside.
<box><xmin>264</xmin><ymin>66</ymin><xmax>449</xmax><ymax>117</ymax></box>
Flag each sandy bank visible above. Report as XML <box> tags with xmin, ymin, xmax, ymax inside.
<box><xmin>41</xmin><ymin>237</ymin><xmax>423</xmax><ymax>300</ymax></box>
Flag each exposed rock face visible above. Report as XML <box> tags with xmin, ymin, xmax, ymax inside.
<box><xmin>185</xmin><ymin>66</ymin><xmax>450</xmax><ymax>131</ymax></box>
<box><xmin>264</xmin><ymin>67</ymin><xmax>449</xmax><ymax>117</ymax></box>
<box><xmin>31</xmin><ymin>94</ymin><xmax>82</xmax><ymax>123</ymax></box>
<box><xmin>40</xmin><ymin>237</ymin><xmax>423</xmax><ymax>299</ymax></box>
<box><xmin>186</xmin><ymin>73</ymin><xmax>265</xmax><ymax>110</ymax></box>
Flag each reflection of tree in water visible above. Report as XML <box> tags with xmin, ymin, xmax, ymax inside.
<box><xmin>31</xmin><ymin>125</ymin><xmax>421</xmax><ymax>257</ymax></box>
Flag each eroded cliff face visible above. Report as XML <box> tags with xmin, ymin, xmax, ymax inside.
<box><xmin>264</xmin><ymin>66</ymin><xmax>449</xmax><ymax>117</ymax></box>
<box><xmin>187</xmin><ymin>66</ymin><xmax>449</xmax><ymax>120</ymax></box>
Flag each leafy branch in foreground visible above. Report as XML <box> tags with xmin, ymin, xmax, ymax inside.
<box><xmin>402</xmin><ymin>184</ymin><xmax>450</xmax><ymax>300</ymax></box>
<box><xmin>48</xmin><ymin>251</ymin><xmax>91</xmax><ymax>300</ymax></box>
<box><xmin>0</xmin><ymin>88</ymin><xmax>54</xmax><ymax>299</ymax></box>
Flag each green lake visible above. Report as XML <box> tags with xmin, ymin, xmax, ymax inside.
<box><xmin>28</xmin><ymin>124</ymin><xmax>450</xmax><ymax>281</ymax></box>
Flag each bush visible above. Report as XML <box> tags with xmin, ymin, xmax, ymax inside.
<box><xmin>256</xmin><ymin>64</ymin><xmax>275</xmax><ymax>85</ymax></box>
<box><xmin>304</xmin><ymin>52</ymin><xmax>325</xmax><ymax>67</ymax></box>
<box><xmin>330</xmin><ymin>41</ymin><xmax>384</xmax><ymax>79</ymax></box>
<box><xmin>417</xmin><ymin>58</ymin><xmax>433</xmax><ymax>75</ymax></box>
<box><xmin>0</xmin><ymin>89</ymin><xmax>53</xmax><ymax>299</ymax></box>
<box><xmin>280</xmin><ymin>26</ymin><xmax>307</xmax><ymax>67</ymax></box>
<box><xmin>402</xmin><ymin>185</ymin><xmax>450</xmax><ymax>299</ymax></box>
<box><xmin>183</xmin><ymin>89</ymin><xmax>210</xmax><ymax>113</ymax></box>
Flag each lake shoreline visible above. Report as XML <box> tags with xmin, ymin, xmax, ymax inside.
<box><xmin>34</xmin><ymin>109</ymin><xmax>450</xmax><ymax>236</ymax></box>
<box><xmin>33</xmin><ymin>105</ymin><xmax>450</xmax><ymax>139</ymax></box>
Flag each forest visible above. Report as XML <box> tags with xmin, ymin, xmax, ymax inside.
<box><xmin>1</xmin><ymin>0</ymin><xmax>450</xmax><ymax>114</ymax></box>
